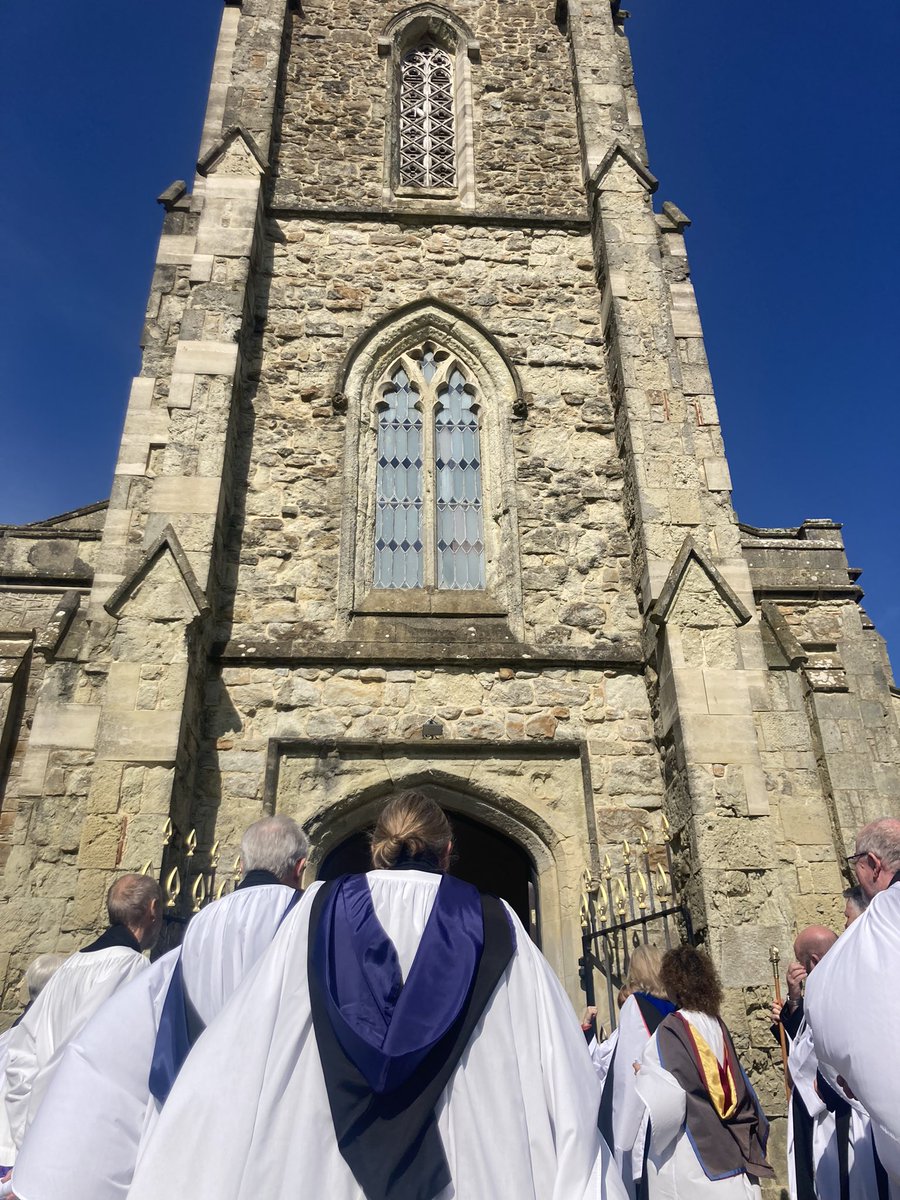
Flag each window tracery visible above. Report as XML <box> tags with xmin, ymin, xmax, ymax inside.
<box><xmin>399</xmin><ymin>44</ymin><xmax>456</xmax><ymax>188</ymax></box>
<box><xmin>373</xmin><ymin>343</ymin><xmax>484</xmax><ymax>591</ymax></box>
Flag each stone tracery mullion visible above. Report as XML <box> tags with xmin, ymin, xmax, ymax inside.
<box><xmin>399</xmin><ymin>44</ymin><xmax>456</xmax><ymax>188</ymax></box>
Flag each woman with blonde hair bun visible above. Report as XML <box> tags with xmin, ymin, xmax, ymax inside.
<box><xmin>597</xmin><ymin>943</ymin><xmax>675</xmax><ymax>1199</ymax></box>
<box><xmin>369</xmin><ymin>790</ymin><xmax>452</xmax><ymax>871</ymax></box>
<box><xmin>127</xmin><ymin>789</ymin><xmax>628</xmax><ymax>1200</ymax></box>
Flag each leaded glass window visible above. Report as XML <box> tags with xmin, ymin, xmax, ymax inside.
<box><xmin>399</xmin><ymin>44</ymin><xmax>456</xmax><ymax>188</ymax></box>
<box><xmin>373</xmin><ymin>345</ymin><xmax>485</xmax><ymax>591</ymax></box>
<box><xmin>374</xmin><ymin>369</ymin><xmax>424</xmax><ymax>589</ymax></box>
<box><xmin>435</xmin><ymin>370</ymin><xmax>485</xmax><ymax>589</ymax></box>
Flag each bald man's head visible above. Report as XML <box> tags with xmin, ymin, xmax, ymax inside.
<box><xmin>793</xmin><ymin>925</ymin><xmax>838</xmax><ymax>974</ymax></box>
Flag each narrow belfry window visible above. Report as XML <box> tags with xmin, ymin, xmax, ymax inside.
<box><xmin>435</xmin><ymin>369</ymin><xmax>484</xmax><ymax>589</ymax></box>
<box><xmin>399</xmin><ymin>44</ymin><xmax>456</xmax><ymax>188</ymax></box>
<box><xmin>374</xmin><ymin>368</ymin><xmax>424</xmax><ymax>589</ymax></box>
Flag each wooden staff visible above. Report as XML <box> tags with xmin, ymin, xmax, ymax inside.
<box><xmin>770</xmin><ymin>946</ymin><xmax>792</xmax><ymax>1101</ymax></box>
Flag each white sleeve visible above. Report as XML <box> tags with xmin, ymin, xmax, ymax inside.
<box><xmin>634</xmin><ymin>1032</ymin><xmax>686</xmax><ymax>1156</ymax></box>
<box><xmin>3</xmin><ymin>1013</ymin><xmax>39</xmax><ymax>1153</ymax></box>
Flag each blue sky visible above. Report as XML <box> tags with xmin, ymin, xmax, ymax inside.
<box><xmin>1</xmin><ymin>3</ymin><xmax>898</xmax><ymax>659</ymax></box>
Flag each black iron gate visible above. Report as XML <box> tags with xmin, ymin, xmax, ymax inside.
<box><xmin>579</xmin><ymin>819</ymin><xmax>693</xmax><ymax>1033</ymax></box>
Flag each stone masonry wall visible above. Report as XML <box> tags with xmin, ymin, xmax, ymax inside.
<box><xmin>272</xmin><ymin>0</ymin><xmax>584</xmax><ymax>217</ymax></box>
<box><xmin>220</xmin><ymin>217</ymin><xmax>640</xmax><ymax>648</ymax></box>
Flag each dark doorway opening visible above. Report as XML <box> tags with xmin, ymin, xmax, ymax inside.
<box><xmin>319</xmin><ymin>809</ymin><xmax>540</xmax><ymax>942</ymax></box>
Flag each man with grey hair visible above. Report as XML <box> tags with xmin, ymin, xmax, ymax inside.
<box><xmin>10</xmin><ymin>816</ymin><xmax>310</xmax><ymax>1200</ymax></box>
<box><xmin>806</xmin><ymin>817</ymin><xmax>900</xmax><ymax>1190</ymax></box>
<box><xmin>239</xmin><ymin>813</ymin><xmax>310</xmax><ymax>891</ymax></box>
<box><xmin>1</xmin><ymin>874</ymin><xmax>162</xmax><ymax>1165</ymax></box>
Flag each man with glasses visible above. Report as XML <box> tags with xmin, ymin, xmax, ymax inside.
<box><xmin>806</xmin><ymin>817</ymin><xmax>900</xmax><ymax>1194</ymax></box>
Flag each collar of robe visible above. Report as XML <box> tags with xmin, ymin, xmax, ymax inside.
<box><xmin>80</xmin><ymin>924</ymin><xmax>142</xmax><ymax>954</ymax></box>
<box><xmin>237</xmin><ymin>868</ymin><xmax>284</xmax><ymax>890</ymax></box>
<box><xmin>312</xmin><ymin>872</ymin><xmax>484</xmax><ymax>1095</ymax></box>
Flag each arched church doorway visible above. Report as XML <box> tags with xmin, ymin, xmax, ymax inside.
<box><xmin>319</xmin><ymin>809</ymin><xmax>540</xmax><ymax>942</ymax></box>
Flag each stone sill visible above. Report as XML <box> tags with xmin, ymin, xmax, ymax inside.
<box><xmin>354</xmin><ymin>589</ymin><xmax>507</xmax><ymax>617</ymax></box>
<box><xmin>212</xmin><ymin>637</ymin><xmax>644</xmax><ymax>668</ymax></box>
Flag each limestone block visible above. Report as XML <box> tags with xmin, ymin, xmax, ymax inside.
<box><xmin>78</xmin><ymin>815</ymin><xmax>125</xmax><ymax>870</ymax></box>
<box><xmin>711</xmin><ymin>919</ymin><xmax>787</xmax><ymax>987</ymax></box>
<box><xmin>15</xmin><ymin>747</ymin><xmax>49</xmax><ymax>796</ymax></box>
<box><xmin>171</xmin><ymin>340</ymin><xmax>239</xmax><ymax>377</ymax></box>
<box><xmin>149</xmin><ymin>476</ymin><xmax>221</xmax><ymax>516</ymax></box>
<box><xmin>29</xmin><ymin>704</ymin><xmax>100</xmax><ymax>750</ymax></box>
<box><xmin>703</xmin><ymin>457</ymin><xmax>732</xmax><ymax>493</ymax></box>
<box><xmin>86</xmin><ymin>761</ymin><xmax>125</xmax><ymax>815</ymax></box>
<box><xmin>127</xmin><ymin>376</ymin><xmax>155</xmax><ymax>412</ymax></box>
<box><xmin>702</xmin><ymin>669</ymin><xmax>753</xmax><ymax>717</ymax></box>
<box><xmin>681</xmin><ymin>712</ymin><xmax>761</xmax><ymax>766</ymax></box>
<box><xmin>104</xmin><ymin>662</ymin><xmax>142</xmax><ymax>709</ymax></box>
<box><xmin>95</xmin><ymin>710</ymin><xmax>183</xmax><ymax>763</ymax></box>
<box><xmin>756</xmin><ymin>712</ymin><xmax>811</xmax><ymax>754</ymax></box>
<box><xmin>167</xmin><ymin>373</ymin><xmax>196</xmax><ymax>410</ymax></box>
<box><xmin>156</xmin><ymin>235</ymin><xmax>197</xmax><ymax>265</ymax></box>
<box><xmin>71</xmin><ymin>869</ymin><xmax>111</xmax><ymax>929</ymax></box>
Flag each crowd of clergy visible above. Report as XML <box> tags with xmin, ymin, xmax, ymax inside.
<box><xmin>0</xmin><ymin>794</ymin><xmax>896</xmax><ymax>1200</ymax></box>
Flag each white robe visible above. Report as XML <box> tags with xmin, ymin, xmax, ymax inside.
<box><xmin>1</xmin><ymin>944</ymin><xmax>147</xmax><ymax>1159</ymax></box>
<box><xmin>635</xmin><ymin>1011</ymin><xmax>762</xmax><ymax>1199</ymax></box>
<box><xmin>591</xmin><ymin>1028</ymin><xmax>619</xmax><ymax>1089</ymax></box>
<box><xmin>805</xmin><ymin>882</ymin><xmax>900</xmax><ymax>1186</ymax></box>
<box><xmin>0</xmin><ymin>1029</ymin><xmax>16</xmax><ymax>1167</ymax></box>
<box><xmin>11</xmin><ymin>883</ymin><xmax>297</xmax><ymax>1200</ymax></box>
<box><xmin>604</xmin><ymin>994</ymin><xmax>659</xmax><ymax>1196</ymax></box>
<box><xmin>127</xmin><ymin>870</ymin><xmax>628</xmax><ymax>1200</ymax></box>
<box><xmin>787</xmin><ymin>1017</ymin><xmax>879</xmax><ymax>1200</ymax></box>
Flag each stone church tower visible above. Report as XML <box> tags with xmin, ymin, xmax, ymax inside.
<box><xmin>1</xmin><ymin>0</ymin><xmax>899</xmax><ymax>1141</ymax></box>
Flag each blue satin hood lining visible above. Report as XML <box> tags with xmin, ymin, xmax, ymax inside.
<box><xmin>314</xmin><ymin>873</ymin><xmax>485</xmax><ymax>1095</ymax></box>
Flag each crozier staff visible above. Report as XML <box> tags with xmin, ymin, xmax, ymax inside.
<box><xmin>635</xmin><ymin>945</ymin><xmax>773</xmax><ymax>1198</ymax></box>
<box><xmin>127</xmin><ymin>791</ymin><xmax>628</xmax><ymax>1200</ymax></box>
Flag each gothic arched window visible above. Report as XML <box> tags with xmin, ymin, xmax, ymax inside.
<box><xmin>399</xmin><ymin>43</ymin><xmax>456</xmax><ymax>189</ymax></box>
<box><xmin>374</xmin><ymin>345</ymin><xmax>485</xmax><ymax>591</ymax></box>
<box><xmin>380</xmin><ymin>7</ymin><xmax>477</xmax><ymax>207</ymax></box>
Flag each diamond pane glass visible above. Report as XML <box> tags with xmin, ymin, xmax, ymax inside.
<box><xmin>375</xmin><ymin>370</ymin><xmax>424</xmax><ymax>589</ymax></box>
<box><xmin>435</xmin><ymin>369</ymin><xmax>485</xmax><ymax>590</ymax></box>
<box><xmin>399</xmin><ymin>44</ymin><xmax>455</xmax><ymax>189</ymax></box>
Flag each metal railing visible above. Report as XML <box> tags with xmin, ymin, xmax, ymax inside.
<box><xmin>579</xmin><ymin>817</ymin><xmax>693</xmax><ymax>1032</ymax></box>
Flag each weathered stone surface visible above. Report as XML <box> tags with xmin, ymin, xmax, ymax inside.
<box><xmin>1</xmin><ymin>12</ymin><xmax>899</xmax><ymax>1193</ymax></box>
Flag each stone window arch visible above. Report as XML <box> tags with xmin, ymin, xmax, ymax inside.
<box><xmin>379</xmin><ymin>6</ymin><xmax>479</xmax><ymax>208</ymax></box>
<box><xmin>337</xmin><ymin>302</ymin><xmax>524</xmax><ymax>633</ymax></box>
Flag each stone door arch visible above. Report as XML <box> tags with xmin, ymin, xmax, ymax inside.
<box><xmin>318</xmin><ymin>802</ymin><xmax>541</xmax><ymax>942</ymax></box>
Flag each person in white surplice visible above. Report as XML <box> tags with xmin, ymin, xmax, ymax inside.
<box><xmin>0</xmin><ymin>873</ymin><xmax>162</xmax><ymax>1166</ymax></box>
<box><xmin>805</xmin><ymin>817</ymin><xmax>900</xmax><ymax>1194</ymax></box>
<box><xmin>774</xmin><ymin>924</ymin><xmax>881</xmax><ymax>1200</ymax></box>
<box><xmin>126</xmin><ymin>791</ymin><xmax>628</xmax><ymax>1200</ymax></box>
<box><xmin>596</xmin><ymin>945</ymin><xmax>675</xmax><ymax>1199</ymax></box>
<box><xmin>635</xmin><ymin>944</ymin><xmax>773</xmax><ymax>1198</ymax></box>
<box><xmin>7</xmin><ymin>815</ymin><xmax>309</xmax><ymax>1200</ymax></box>
<box><xmin>0</xmin><ymin>956</ymin><xmax>66</xmax><ymax>1172</ymax></box>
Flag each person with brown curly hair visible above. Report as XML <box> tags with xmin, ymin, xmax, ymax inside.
<box><xmin>634</xmin><ymin>944</ymin><xmax>773</xmax><ymax>1198</ymax></box>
